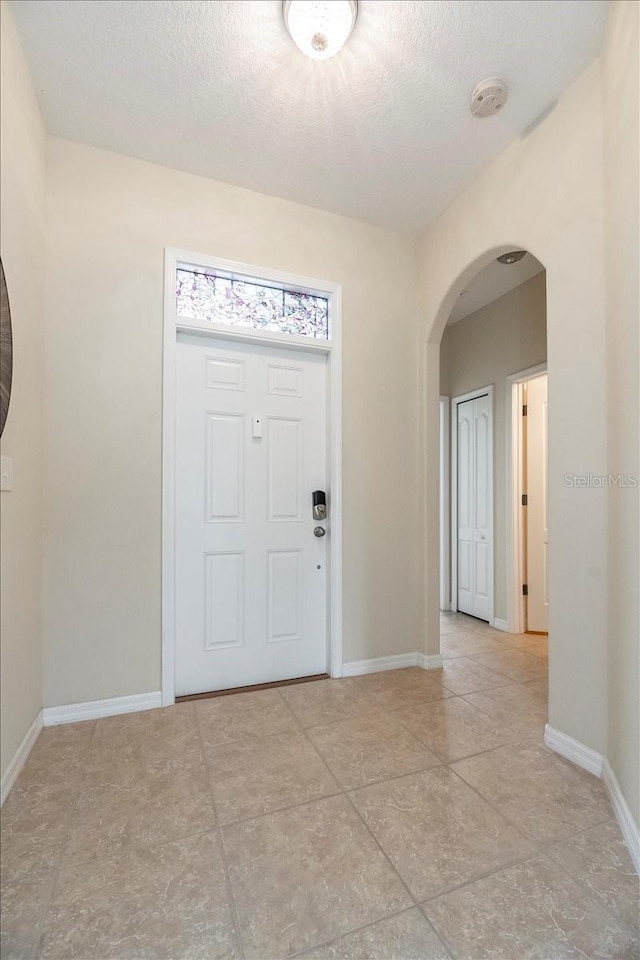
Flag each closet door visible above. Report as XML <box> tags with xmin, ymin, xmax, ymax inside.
<box><xmin>456</xmin><ymin>394</ymin><xmax>491</xmax><ymax>621</ymax></box>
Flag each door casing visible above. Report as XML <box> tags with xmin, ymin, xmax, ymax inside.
<box><xmin>506</xmin><ymin>363</ymin><xmax>547</xmax><ymax>634</ymax></box>
<box><xmin>450</xmin><ymin>385</ymin><xmax>494</xmax><ymax>623</ymax></box>
<box><xmin>439</xmin><ymin>396</ymin><xmax>450</xmax><ymax>611</ymax></box>
<box><xmin>162</xmin><ymin>248</ymin><xmax>343</xmax><ymax>706</ymax></box>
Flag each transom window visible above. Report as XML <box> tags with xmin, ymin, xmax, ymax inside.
<box><xmin>176</xmin><ymin>266</ymin><xmax>329</xmax><ymax>340</ymax></box>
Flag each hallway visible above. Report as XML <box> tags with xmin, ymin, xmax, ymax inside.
<box><xmin>2</xmin><ymin>617</ymin><xmax>637</xmax><ymax>959</ymax></box>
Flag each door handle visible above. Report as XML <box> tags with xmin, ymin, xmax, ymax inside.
<box><xmin>314</xmin><ymin>526</ymin><xmax>326</xmax><ymax>538</ymax></box>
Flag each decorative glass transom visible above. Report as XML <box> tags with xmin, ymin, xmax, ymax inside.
<box><xmin>176</xmin><ymin>267</ymin><xmax>329</xmax><ymax>340</ymax></box>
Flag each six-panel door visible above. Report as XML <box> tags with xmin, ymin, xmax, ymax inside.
<box><xmin>456</xmin><ymin>394</ymin><xmax>491</xmax><ymax>621</ymax></box>
<box><xmin>175</xmin><ymin>333</ymin><xmax>328</xmax><ymax>695</ymax></box>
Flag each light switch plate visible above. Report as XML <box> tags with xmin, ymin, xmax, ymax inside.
<box><xmin>1</xmin><ymin>455</ymin><xmax>13</xmax><ymax>492</ymax></box>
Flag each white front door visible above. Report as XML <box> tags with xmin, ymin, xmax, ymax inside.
<box><xmin>175</xmin><ymin>333</ymin><xmax>328</xmax><ymax>696</ymax></box>
<box><xmin>525</xmin><ymin>375</ymin><xmax>548</xmax><ymax>632</ymax></box>
<box><xmin>456</xmin><ymin>393</ymin><xmax>492</xmax><ymax>621</ymax></box>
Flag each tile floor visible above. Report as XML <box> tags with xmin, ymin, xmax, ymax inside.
<box><xmin>1</xmin><ymin>614</ymin><xmax>638</xmax><ymax>959</ymax></box>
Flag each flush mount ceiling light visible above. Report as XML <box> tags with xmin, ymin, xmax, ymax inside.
<box><xmin>497</xmin><ymin>251</ymin><xmax>527</xmax><ymax>265</ymax></box>
<box><xmin>283</xmin><ymin>0</ymin><xmax>358</xmax><ymax>60</ymax></box>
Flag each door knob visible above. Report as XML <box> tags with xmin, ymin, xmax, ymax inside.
<box><xmin>314</xmin><ymin>526</ymin><xmax>326</xmax><ymax>538</ymax></box>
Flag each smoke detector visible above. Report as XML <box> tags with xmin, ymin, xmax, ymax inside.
<box><xmin>470</xmin><ymin>78</ymin><xmax>508</xmax><ymax>118</ymax></box>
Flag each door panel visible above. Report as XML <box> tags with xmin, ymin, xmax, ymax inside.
<box><xmin>525</xmin><ymin>375</ymin><xmax>548</xmax><ymax>632</ymax></box>
<box><xmin>176</xmin><ymin>334</ymin><xmax>328</xmax><ymax>695</ymax></box>
<box><xmin>205</xmin><ymin>414</ymin><xmax>244</xmax><ymax>521</ymax></box>
<box><xmin>268</xmin><ymin>417</ymin><xmax>302</xmax><ymax>521</ymax></box>
<box><xmin>204</xmin><ymin>552</ymin><xmax>244</xmax><ymax>649</ymax></box>
<box><xmin>457</xmin><ymin>394</ymin><xmax>492</xmax><ymax>621</ymax></box>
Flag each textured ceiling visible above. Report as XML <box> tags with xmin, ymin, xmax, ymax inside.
<box><xmin>12</xmin><ymin>0</ymin><xmax>608</xmax><ymax>234</ymax></box>
<box><xmin>448</xmin><ymin>253</ymin><xmax>544</xmax><ymax>324</ymax></box>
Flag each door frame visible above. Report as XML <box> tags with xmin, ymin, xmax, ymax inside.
<box><xmin>161</xmin><ymin>248</ymin><xmax>343</xmax><ymax>706</ymax></box>
<box><xmin>450</xmin><ymin>385</ymin><xmax>494</xmax><ymax>623</ymax></box>
<box><xmin>439</xmin><ymin>396</ymin><xmax>450</xmax><ymax>611</ymax></box>
<box><xmin>506</xmin><ymin>363</ymin><xmax>547</xmax><ymax>633</ymax></box>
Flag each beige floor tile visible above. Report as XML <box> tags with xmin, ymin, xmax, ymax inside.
<box><xmin>39</xmin><ymin>832</ymin><xmax>239</xmax><ymax>960</ymax></box>
<box><xmin>460</xmin><ymin>620</ymin><xmax>501</xmax><ymax>637</ymax></box>
<box><xmin>17</xmin><ymin>722</ymin><xmax>95</xmax><ymax>787</ymax></box>
<box><xmin>522</xmin><ymin>638</ymin><xmax>549</xmax><ymax>658</ymax></box>
<box><xmin>440</xmin><ymin>632</ymin><xmax>505</xmax><ymax>658</ymax></box>
<box><xmin>1</xmin><ymin>853</ymin><xmax>56</xmax><ymax>960</ymax></box>
<box><xmin>1</xmin><ymin>777</ymin><xmax>77</xmax><ymax>866</ymax></box>
<box><xmin>462</xmin><ymin>681</ymin><xmax>547</xmax><ymax>735</ymax></box>
<box><xmin>223</xmin><ymin>794</ymin><xmax>412</xmax><ymax>959</ymax></box>
<box><xmin>349</xmin><ymin>766</ymin><xmax>537</xmax><ymax>901</ymax></box>
<box><xmin>307</xmin><ymin>712</ymin><xmax>441</xmax><ymax>790</ymax></box>
<box><xmin>1</xmin><ymin>774</ymin><xmax>79</xmax><ymax>957</ymax></box>
<box><xmin>280</xmin><ymin>678</ymin><xmax>380</xmax><ymax>727</ymax></box>
<box><xmin>423</xmin><ymin>855</ymin><xmax>638</xmax><ymax>960</ymax></box>
<box><xmin>493</xmin><ymin>631</ymin><xmax>547</xmax><ymax>649</ymax></box>
<box><xmin>88</xmin><ymin>703</ymin><xmax>201</xmax><ymax>770</ymax></box>
<box><xmin>441</xmin><ymin>657</ymin><xmax>512</xmax><ymax>695</ymax></box>
<box><xmin>196</xmin><ymin>688</ymin><xmax>299</xmax><ymax>747</ymax></box>
<box><xmin>441</xmin><ymin>613</ymin><xmax>484</xmax><ymax>632</ymax></box>
<box><xmin>452</xmin><ymin>740</ymin><xmax>613</xmax><ymax>844</ymax></box>
<box><xmin>392</xmin><ymin>697</ymin><xmax>525</xmax><ymax>762</ymax></box>
<box><xmin>353</xmin><ymin>668</ymin><xmax>452</xmax><ymax>710</ymax></box>
<box><xmin>470</xmin><ymin>648</ymin><xmax>547</xmax><ymax>682</ymax></box>
<box><xmin>548</xmin><ymin>820</ymin><xmax>639</xmax><ymax>931</ymax></box>
<box><xmin>62</xmin><ymin>752</ymin><xmax>216</xmax><ymax>865</ymax></box>
<box><xmin>299</xmin><ymin>908</ymin><xmax>450</xmax><ymax>960</ymax></box>
<box><xmin>526</xmin><ymin>677</ymin><xmax>548</xmax><ymax>699</ymax></box>
<box><xmin>206</xmin><ymin>730</ymin><xmax>339</xmax><ymax>825</ymax></box>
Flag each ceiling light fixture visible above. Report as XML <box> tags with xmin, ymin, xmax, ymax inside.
<box><xmin>283</xmin><ymin>0</ymin><xmax>357</xmax><ymax>60</ymax></box>
<box><xmin>497</xmin><ymin>251</ymin><xmax>527</xmax><ymax>265</ymax></box>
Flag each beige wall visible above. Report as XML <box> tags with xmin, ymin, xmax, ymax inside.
<box><xmin>440</xmin><ymin>273</ymin><xmax>547</xmax><ymax>621</ymax></box>
<box><xmin>602</xmin><ymin>0</ymin><xmax>639</xmax><ymax>824</ymax></box>
<box><xmin>42</xmin><ymin>139</ymin><xmax>420</xmax><ymax>706</ymax></box>
<box><xmin>0</xmin><ymin>2</ymin><xmax>46</xmax><ymax>777</ymax></box>
<box><xmin>418</xmin><ymin>60</ymin><xmax>610</xmax><ymax>761</ymax></box>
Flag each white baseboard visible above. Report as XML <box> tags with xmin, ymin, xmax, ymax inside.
<box><xmin>418</xmin><ymin>653</ymin><xmax>443</xmax><ymax>670</ymax></box>
<box><xmin>342</xmin><ymin>652</ymin><xmax>444</xmax><ymax>677</ymax></box>
<box><xmin>43</xmin><ymin>691</ymin><xmax>162</xmax><ymax>726</ymax></box>
<box><xmin>491</xmin><ymin>618</ymin><xmax>510</xmax><ymax>632</ymax></box>
<box><xmin>602</xmin><ymin>759</ymin><xmax>640</xmax><ymax>875</ymax></box>
<box><xmin>1</xmin><ymin>709</ymin><xmax>43</xmax><ymax>806</ymax></box>
<box><xmin>545</xmin><ymin>724</ymin><xmax>639</xmax><ymax>876</ymax></box>
<box><xmin>544</xmin><ymin>724</ymin><xmax>604</xmax><ymax>777</ymax></box>
<box><xmin>342</xmin><ymin>653</ymin><xmax>418</xmax><ymax>677</ymax></box>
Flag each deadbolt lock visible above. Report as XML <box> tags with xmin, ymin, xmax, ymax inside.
<box><xmin>312</xmin><ymin>490</ymin><xmax>327</xmax><ymax>521</ymax></box>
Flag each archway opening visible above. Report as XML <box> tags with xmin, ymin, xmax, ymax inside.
<box><xmin>436</xmin><ymin>248</ymin><xmax>549</xmax><ymax>731</ymax></box>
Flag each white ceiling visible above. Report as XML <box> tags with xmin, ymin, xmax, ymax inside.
<box><xmin>448</xmin><ymin>252</ymin><xmax>544</xmax><ymax>324</ymax></box>
<box><xmin>12</xmin><ymin>0</ymin><xmax>608</xmax><ymax>234</ymax></box>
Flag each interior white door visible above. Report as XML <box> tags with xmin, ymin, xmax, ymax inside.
<box><xmin>175</xmin><ymin>333</ymin><xmax>328</xmax><ymax>695</ymax></box>
<box><xmin>525</xmin><ymin>375</ymin><xmax>548</xmax><ymax>632</ymax></box>
<box><xmin>456</xmin><ymin>394</ymin><xmax>492</xmax><ymax>621</ymax></box>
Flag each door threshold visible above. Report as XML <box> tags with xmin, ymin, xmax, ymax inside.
<box><xmin>176</xmin><ymin>673</ymin><xmax>330</xmax><ymax>702</ymax></box>
<box><xmin>525</xmin><ymin>630</ymin><xmax>548</xmax><ymax>636</ymax></box>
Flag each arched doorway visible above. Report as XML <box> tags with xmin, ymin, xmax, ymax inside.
<box><xmin>434</xmin><ymin>249</ymin><xmax>549</xmax><ymax>730</ymax></box>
